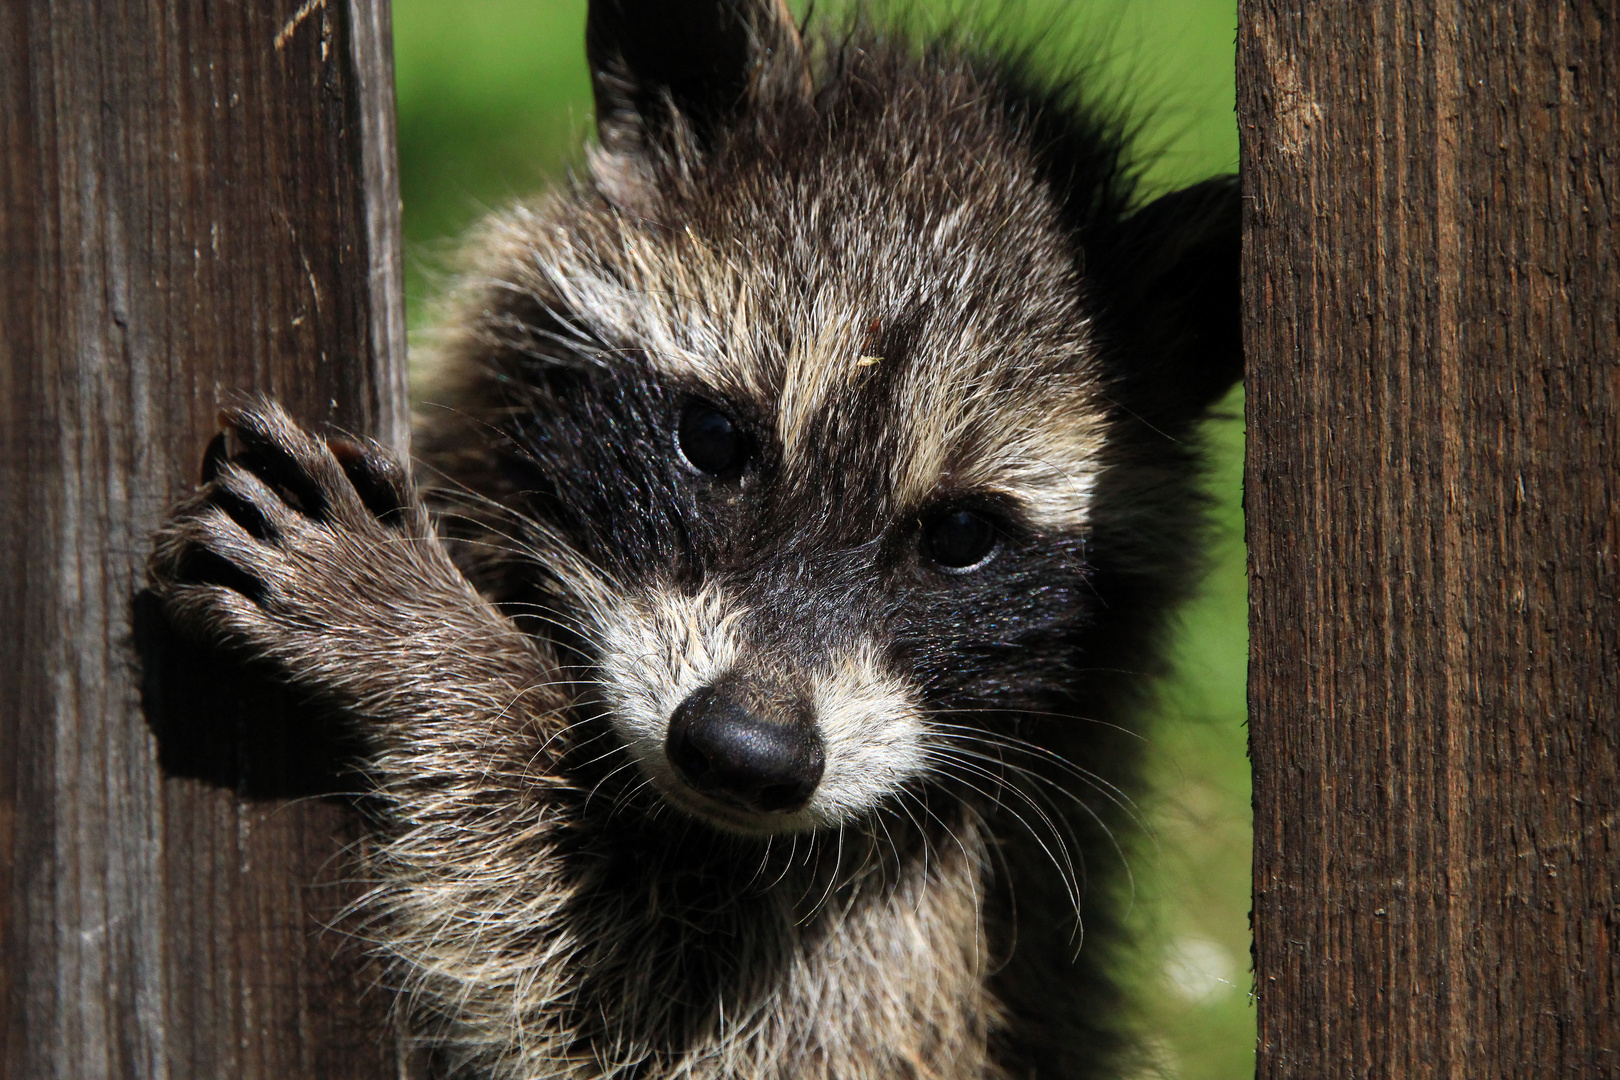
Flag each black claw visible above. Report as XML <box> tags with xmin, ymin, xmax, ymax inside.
<box><xmin>200</xmin><ymin>431</ymin><xmax>229</xmax><ymax>483</ymax></box>
<box><xmin>177</xmin><ymin>546</ymin><xmax>267</xmax><ymax>607</ymax></box>
<box><xmin>210</xmin><ymin>483</ymin><xmax>282</xmax><ymax>544</ymax></box>
<box><xmin>222</xmin><ymin>410</ymin><xmax>333</xmax><ymax>520</ymax></box>
<box><xmin>328</xmin><ymin>438</ymin><xmax>411</xmax><ymax>524</ymax></box>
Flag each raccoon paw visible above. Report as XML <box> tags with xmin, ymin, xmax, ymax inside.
<box><xmin>148</xmin><ymin>400</ymin><xmax>479</xmax><ymax>692</ymax></box>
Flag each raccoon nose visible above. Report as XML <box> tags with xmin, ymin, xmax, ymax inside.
<box><xmin>665</xmin><ymin>688</ymin><xmax>825</xmax><ymax>814</ymax></box>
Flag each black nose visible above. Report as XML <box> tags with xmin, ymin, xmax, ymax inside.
<box><xmin>665</xmin><ymin>687</ymin><xmax>825</xmax><ymax>814</ymax></box>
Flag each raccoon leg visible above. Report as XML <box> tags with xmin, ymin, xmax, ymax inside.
<box><xmin>148</xmin><ymin>401</ymin><xmax>553</xmax><ymax>725</ymax></box>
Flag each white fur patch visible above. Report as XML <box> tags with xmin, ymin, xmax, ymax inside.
<box><xmin>594</xmin><ymin>581</ymin><xmax>926</xmax><ymax>832</ymax></box>
<box><xmin>595</xmin><ymin>581</ymin><xmax>745</xmax><ymax>798</ymax></box>
<box><xmin>883</xmin><ymin>322</ymin><xmax>1109</xmax><ymax>532</ymax></box>
<box><xmin>513</xmin><ymin>215</ymin><xmax>773</xmax><ymax>400</ymax></box>
<box><xmin>806</xmin><ymin>642</ymin><xmax>928</xmax><ymax>826</ymax></box>
<box><xmin>950</xmin><ymin>418</ymin><xmax>1106</xmax><ymax>531</ymax></box>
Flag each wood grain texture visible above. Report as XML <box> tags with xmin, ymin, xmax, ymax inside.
<box><xmin>1242</xmin><ymin>3</ymin><xmax>1618</xmax><ymax>1077</ymax></box>
<box><xmin>0</xmin><ymin>2</ymin><xmax>408</xmax><ymax>1077</ymax></box>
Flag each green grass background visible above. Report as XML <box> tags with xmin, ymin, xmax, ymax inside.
<box><xmin>391</xmin><ymin>4</ymin><xmax>1250</xmax><ymax>1077</ymax></box>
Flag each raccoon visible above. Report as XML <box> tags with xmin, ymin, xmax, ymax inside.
<box><xmin>149</xmin><ymin>1</ymin><xmax>1241</xmax><ymax>1077</ymax></box>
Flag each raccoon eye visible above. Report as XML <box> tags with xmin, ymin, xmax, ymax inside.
<box><xmin>677</xmin><ymin>402</ymin><xmax>747</xmax><ymax>479</ymax></box>
<box><xmin>921</xmin><ymin>507</ymin><xmax>999</xmax><ymax>570</ymax></box>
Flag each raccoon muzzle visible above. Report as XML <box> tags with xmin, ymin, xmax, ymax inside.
<box><xmin>665</xmin><ymin>682</ymin><xmax>826</xmax><ymax>813</ymax></box>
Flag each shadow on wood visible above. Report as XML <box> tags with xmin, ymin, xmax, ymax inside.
<box><xmin>134</xmin><ymin>588</ymin><xmax>366</xmax><ymax>800</ymax></box>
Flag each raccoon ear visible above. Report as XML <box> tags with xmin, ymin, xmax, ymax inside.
<box><xmin>1092</xmin><ymin>176</ymin><xmax>1243</xmax><ymax>431</ymax></box>
<box><xmin>586</xmin><ymin>0</ymin><xmax>810</xmax><ymax>161</ymax></box>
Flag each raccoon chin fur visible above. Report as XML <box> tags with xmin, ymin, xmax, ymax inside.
<box><xmin>152</xmin><ymin>1</ymin><xmax>1241</xmax><ymax>1077</ymax></box>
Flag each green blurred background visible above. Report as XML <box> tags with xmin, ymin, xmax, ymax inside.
<box><xmin>391</xmin><ymin>3</ymin><xmax>1249</xmax><ymax>1077</ymax></box>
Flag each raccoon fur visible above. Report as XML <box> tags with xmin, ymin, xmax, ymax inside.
<box><xmin>149</xmin><ymin>1</ymin><xmax>1241</xmax><ymax>1077</ymax></box>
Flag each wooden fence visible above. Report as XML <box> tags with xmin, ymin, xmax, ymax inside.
<box><xmin>2</xmin><ymin>1</ymin><xmax>407</xmax><ymax>1075</ymax></box>
<box><xmin>2</xmin><ymin>2</ymin><xmax>1615</xmax><ymax>1077</ymax></box>
<box><xmin>1243</xmin><ymin>4</ymin><xmax>1618</xmax><ymax>1077</ymax></box>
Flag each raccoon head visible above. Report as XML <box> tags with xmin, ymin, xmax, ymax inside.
<box><xmin>422</xmin><ymin>0</ymin><xmax>1241</xmax><ymax>837</ymax></box>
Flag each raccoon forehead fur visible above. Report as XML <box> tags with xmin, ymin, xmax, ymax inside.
<box><xmin>432</xmin><ymin>37</ymin><xmax>1116</xmax><ymax>534</ymax></box>
<box><xmin>387</xmin><ymin>2</ymin><xmax>1244</xmax><ymax>1077</ymax></box>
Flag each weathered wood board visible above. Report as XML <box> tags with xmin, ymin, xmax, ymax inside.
<box><xmin>1243</xmin><ymin>5</ymin><xmax>1618</xmax><ymax>1077</ymax></box>
<box><xmin>1</xmin><ymin>2</ymin><xmax>408</xmax><ymax>1076</ymax></box>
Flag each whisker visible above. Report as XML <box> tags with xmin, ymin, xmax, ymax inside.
<box><xmin>582</xmin><ymin>756</ymin><xmax>643</xmax><ymax>817</ymax></box>
<box><xmin>924</xmin><ymin>721</ymin><xmax>1154</xmax><ymax>836</ymax></box>
<box><xmin>919</xmin><ymin>749</ymin><xmax>1086</xmax><ymax>926</ymax></box>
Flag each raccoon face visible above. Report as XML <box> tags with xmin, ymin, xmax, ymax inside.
<box><xmin>432</xmin><ymin>0</ymin><xmax>1240</xmax><ymax>836</ymax></box>
<box><xmin>486</xmin><ymin>301</ymin><xmax>1105</xmax><ymax>835</ymax></box>
<box><xmin>578</xmin><ymin>370</ymin><xmax>1104</xmax><ymax>835</ymax></box>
